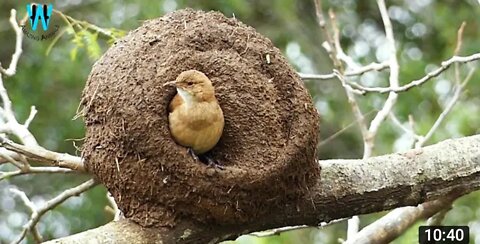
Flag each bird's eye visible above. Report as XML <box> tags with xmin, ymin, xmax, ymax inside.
<box><xmin>187</xmin><ymin>81</ymin><xmax>194</xmax><ymax>86</ymax></box>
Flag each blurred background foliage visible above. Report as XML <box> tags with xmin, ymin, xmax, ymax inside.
<box><xmin>0</xmin><ymin>0</ymin><xmax>479</xmax><ymax>243</ymax></box>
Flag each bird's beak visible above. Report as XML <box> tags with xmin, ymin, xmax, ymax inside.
<box><xmin>163</xmin><ymin>80</ymin><xmax>176</xmax><ymax>87</ymax></box>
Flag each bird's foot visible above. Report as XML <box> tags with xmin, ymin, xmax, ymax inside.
<box><xmin>187</xmin><ymin>148</ymin><xmax>200</xmax><ymax>161</ymax></box>
<box><xmin>188</xmin><ymin>148</ymin><xmax>224</xmax><ymax>170</ymax></box>
<box><xmin>204</xmin><ymin>156</ymin><xmax>225</xmax><ymax>170</ymax></box>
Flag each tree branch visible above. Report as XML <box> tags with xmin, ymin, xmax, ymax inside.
<box><xmin>46</xmin><ymin>134</ymin><xmax>480</xmax><ymax>244</ymax></box>
<box><xmin>298</xmin><ymin>62</ymin><xmax>389</xmax><ymax>80</ymax></box>
<box><xmin>0</xmin><ymin>137</ymin><xmax>84</xmax><ymax>171</ymax></box>
<box><xmin>348</xmin><ymin>53</ymin><xmax>480</xmax><ymax>93</ymax></box>
<box><xmin>0</xmin><ymin>10</ymin><xmax>23</xmax><ymax>77</ymax></box>
<box><xmin>0</xmin><ymin>8</ymin><xmax>85</xmax><ymax>172</ymax></box>
<box><xmin>344</xmin><ymin>196</ymin><xmax>457</xmax><ymax>244</ymax></box>
<box><xmin>11</xmin><ymin>179</ymin><xmax>98</xmax><ymax>244</ymax></box>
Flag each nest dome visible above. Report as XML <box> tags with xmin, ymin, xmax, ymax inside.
<box><xmin>82</xmin><ymin>9</ymin><xmax>320</xmax><ymax>227</ymax></box>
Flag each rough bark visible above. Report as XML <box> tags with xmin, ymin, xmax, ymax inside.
<box><xmin>46</xmin><ymin>134</ymin><xmax>480</xmax><ymax>244</ymax></box>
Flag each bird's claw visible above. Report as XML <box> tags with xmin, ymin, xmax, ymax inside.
<box><xmin>187</xmin><ymin>148</ymin><xmax>200</xmax><ymax>161</ymax></box>
<box><xmin>188</xmin><ymin>148</ymin><xmax>224</xmax><ymax>170</ymax></box>
<box><xmin>205</xmin><ymin>157</ymin><xmax>225</xmax><ymax>170</ymax></box>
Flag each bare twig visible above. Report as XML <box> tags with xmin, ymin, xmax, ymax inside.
<box><xmin>453</xmin><ymin>22</ymin><xmax>466</xmax><ymax>56</ymax></box>
<box><xmin>333</xmin><ymin>71</ymin><xmax>365</xmax><ymax>95</ymax></box>
<box><xmin>10</xmin><ymin>189</ymin><xmax>43</xmax><ymax>243</ymax></box>
<box><xmin>416</xmin><ymin>68</ymin><xmax>476</xmax><ymax>147</ymax></box>
<box><xmin>347</xmin><ymin>53</ymin><xmax>480</xmax><ymax>93</ymax></box>
<box><xmin>0</xmin><ymin>149</ymin><xmax>27</xmax><ymax>169</ymax></box>
<box><xmin>299</xmin><ymin>61</ymin><xmax>389</xmax><ymax>80</ymax></box>
<box><xmin>345</xmin><ymin>196</ymin><xmax>458</xmax><ymax>244</ymax></box>
<box><xmin>1</xmin><ymin>166</ymin><xmax>74</xmax><ymax>181</ymax></box>
<box><xmin>11</xmin><ymin>179</ymin><xmax>98</xmax><ymax>244</ymax></box>
<box><xmin>427</xmin><ymin>208</ymin><xmax>451</xmax><ymax>226</ymax></box>
<box><xmin>313</xmin><ymin>0</ymin><xmax>342</xmax><ymax>70</ymax></box>
<box><xmin>0</xmin><ymin>136</ymin><xmax>84</xmax><ymax>171</ymax></box>
<box><xmin>389</xmin><ymin>113</ymin><xmax>422</xmax><ymax>142</ymax></box>
<box><xmin>250</xmin><ymin>226</ymin><xmax>310</xmax><ymax>237</ymax></box>
<box><xmin>0</xmin><ymin>10</ymin><xmax>23</xmax><ymax>76</ymax></box>
<box><xmin>453</xmin><ymin>22</ymin><xmax>466</xmax><ymax>86</ymax></box>
<box><xmin>363</xmin><ymin>0</ymin><xmax>400</xmax><ymax>158</ymax></box>
<box><xmin>324</xmin><ymin>10</ymin><xmax>369</xmax><ymax>143</ymax></box>
<box><xmin>318</xmin><ymin>109</ymin><xmax>377</xmax><ymax>148</ymax></box>
<box><xmin>24</xmin><ymin>106</ymin><xmax>38</xmax><ymax>128</ymax></box>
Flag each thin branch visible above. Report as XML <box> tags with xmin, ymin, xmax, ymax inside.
<box><xmin>318</xmin><ymin>109</ymin><xmax>377</xmax><ymax>148</ymax></box>
<box><xmin>250</xmin><ymin>226</ymin><xmax>310</xmax><ymax>237</ymax></box>
<box><xmin>427</xmin><ymin>208</ymin><xmax>451</xmax><ymax>226</ymax></box>
<box><xmin>348</xmin><ymin>53</ymin><xmax>480</xmax><ymax>93</ymax></box>
<box><xmin>0</xmin><ymin>148</ymin><xmax>27</xmax><ymax>169</ymax></box>
<box><xmin>345</xmin><ymin>196</ymin><xmax>457</xmax><ymax>244</ymax></box>
<box><xmin>1</xmin><ymin>166</ymin><xmax>74</xmax><ymax>181</ymax></box>
<box><xmin>0</xmin><ymin>10</ymin><xmax>23</xmax><ymax>77</ymax></box>
<box><xmin>453</xmin><ymin>22</ymin><xmax>466</xmax><ymax>56</ymax></box>
<box><xmin>0</xmin><ymin>136</ymin><xmax>84</xmax><ymax>171</ymax></box>
<box><xmin>299</xmin><ymin>62</ymin><xmax>389</xmax><ymax>80</ymax></box>
<box><xmin>252</xmin><ymin>220</ymin><xmax>356</xmax><ymax>238</ymax></box>
<box><xmin>10</xmin><ymin>189</ymin><xmax>43</xmax><ymax>243</ymax></box>
<box><xmin>416</xmin><ymin>68</ymin><xmax>476</xmax><ymax>147</ymax></box>
<box><xmin>313</xmin><ymin>0</ymin><xmax>342</xmax><ymax>70</ymax></box>
<box><xmin>453</xmin><ymin>22</ymin><xmax>466</xmax><ymax>85</ymax></box>
<box><xmin>333</xmin><ymin>71</ymin><xmax>365</xmax><ymax>95</ymax></box>
<box><xmin>0</xmin><ymin>148</ymin><xmax>22</xmax><ymax>165</ymax></box>
<box><xmin>389</xmin><ymin>113</ymin><xmax>422</xmax><ymax>141</ymax></box>
<box><xmin>12</xmin><ymin>179</ymin><xmax>98</xmax><ymax>244</ymax></box>
<box><xmin>24</xmin><ymin>106</ymin><xmax>38</xmax><ymax>128</ymax></box>
<box><xmin>325</xmin><ymin>10</ymin><xmax>369</xmax><ymax>143</ymax></box>
<box><xmin>363</xmin><ymin>0</ymin><xmax>400</xmax><ymax>158</ymax></box>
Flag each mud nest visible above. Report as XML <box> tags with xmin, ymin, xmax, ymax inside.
<box><xmin>82</xmin><ymin>9</ymin><xmax>320</xmax><ymax>227</ymax></box>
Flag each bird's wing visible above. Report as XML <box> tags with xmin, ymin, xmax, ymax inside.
<box><xmin>168</xmin><ymin>94</ymin><xmax>183</xmax><ymax>113</ymax></box>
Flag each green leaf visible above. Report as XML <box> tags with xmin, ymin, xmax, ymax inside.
<box><xmin>84</xmin><ymin>31</ymin><xmax>101</xmax><ymax>60</ymax></box>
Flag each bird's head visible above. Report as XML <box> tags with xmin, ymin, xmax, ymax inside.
<box><xmin>164</xmin><ymin>70</ymin><xmax>216</xmax><ymax>102</ymax></box>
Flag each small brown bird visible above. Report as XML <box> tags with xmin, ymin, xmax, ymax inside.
<box><xmin>164</xmin><ymin>70</ymin><xmax>224</xmax><ymax>166</ymax></box>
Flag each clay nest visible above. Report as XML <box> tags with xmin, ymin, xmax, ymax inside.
<box><xmin>81</xmin><ymin>9</ymin><xmax>320</xmax><ymax>227</ymax></box>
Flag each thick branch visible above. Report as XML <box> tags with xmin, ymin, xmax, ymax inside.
<box><xmin>47</xmin><ymin>135</ymin><xmax>480</xmax><ymax>243</ymax></box>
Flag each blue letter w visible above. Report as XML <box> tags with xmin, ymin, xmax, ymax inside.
<box><xmin>26</xmin><ymin>3</ymin><xmax>53</xmax><ymax>31</ymax></box>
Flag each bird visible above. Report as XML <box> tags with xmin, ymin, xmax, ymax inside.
<box><xmin>164</xmin><ymin>70</ymin><xmax>224</xmax><ymax>167</ymax></box>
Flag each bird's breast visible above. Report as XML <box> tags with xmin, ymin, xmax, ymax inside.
<box><xmin>168</xmin><ymin>98</ymin><xmax>224</xmax><ymax>154</ymax></box>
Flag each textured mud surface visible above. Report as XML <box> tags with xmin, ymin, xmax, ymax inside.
<box><xmin>82</xmin><ymin>9</ymin><xmax>320</xmax><ymax>227</ymax></box>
